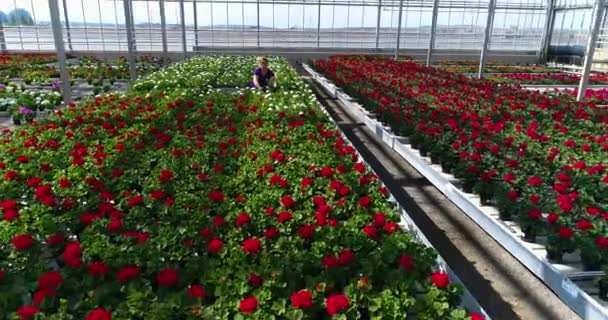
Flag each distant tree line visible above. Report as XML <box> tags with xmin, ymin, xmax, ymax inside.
<box><xmin>0</xmin><ymin>9</ymin><xmax>34</xmax><ymax>26</ymax></box>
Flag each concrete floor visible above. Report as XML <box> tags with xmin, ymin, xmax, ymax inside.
<box><xmin>305</xmin><ymin>75</ymin><xmax>581</xmax><ymax>320</ymax></box>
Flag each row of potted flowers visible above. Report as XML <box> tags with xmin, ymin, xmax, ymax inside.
<box><xmin>487</xmin><ymin>72</ymin><xmax>608</xmax><ymax>85</ymax></box>
<box><xmin>0</xmin><ymin>55</ymin><xmax>480</xmax><ymax>319</ymax></box>
<box><xmin>313</xmin><ymin>56</ymin><xmax>608</xmax><ymax>280</ymax></box>
<box><xmin>0</xmin><ymin>53</ymin><xmax>57</xmax><ymax>69</ymax></box>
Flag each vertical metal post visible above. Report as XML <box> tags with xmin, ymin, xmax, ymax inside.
<box><xmin>394</xmin><ymin>0</ymin><xmax>404</xmax><ymax>60</ymax></box>
<box><xmin>48</xmin><ymin>0</ymin><xmax>71</xmax><ymax>105</ymax></box>
<box><xmin>193</xmin><ymin>0</ymin><xmax>199</xmax><ymax>48</ymax></box>
<box><xmin>0</xmin><ymin>19</ymin><xmax>6</xmax><ymax>52</ymax></box>
<box><xmin>375</xmin><ymin>0</ymin><xmax>382</xmax><ymax>49</ymax></box>
<box><xmin>577</xmin><ymin>0</ymin><xmax>605</xmax><ymax>101</ymax></box>
<box><xmin>538</xmin><ymin>0</ymin><xmax>555</xmax><ymax>62</ymax></box>
<box><xmin>123</xmin><ymin>0</ymin><xmax>137</xmax><ymax>81</ymax></box>
<box><xmin>317</xmin><ymin>0</ymin><xmax>322</xmax><ymax>47</ymax></box>
<box><xmin>159</xmin><ymin>0</ymin><xmax>168</xmax><ymax>63</ymax></box>
<box><xmin>426</xmin><ymin>0</ymin><xmax>440</xmax><ymax>66</ymax></box>
<box><xmin>478</xmin><ymin>0</ymin><xmax>497</xmax><ymax>79</ymax></box>
<box><xmin>61</xmin><ymin>0</ymin><xmax>73</xmax><ymax>51</ymax></box>
<box><xmin>180</xmin><ymin>0</ymin><xmax>187</xmax><ymax>56</ymax></box>
<box><xmin>257</xmin><ymin>0</ymin><xmax>261</xmax><ymax>47</ymax></box>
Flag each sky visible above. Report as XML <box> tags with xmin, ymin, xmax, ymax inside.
<box><xmin>0</xmin><ymin>0</ymin><xmax>585</xmax><ymax>33</ymax></box>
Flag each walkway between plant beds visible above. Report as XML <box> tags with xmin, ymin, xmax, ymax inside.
<box><xmin>303</xmin><ymin>74</ymin><xmax>580</xmax><ymax>320</ymax></box>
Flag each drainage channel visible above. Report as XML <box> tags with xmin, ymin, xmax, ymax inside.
<box><xmin>300</xmin><ymin>66</ymin><xmax>580</xmax><ymax>320</ymax></box>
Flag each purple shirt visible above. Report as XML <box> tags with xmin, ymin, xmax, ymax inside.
<box><xmin>249</xmin><ymin>67</ymin><xmax>274</xmax><ymax>88</ymax></box>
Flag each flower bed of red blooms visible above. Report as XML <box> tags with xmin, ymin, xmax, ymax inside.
<box><xmin>314</xmin><ymin>55</ymin><xmax>608</xmax><ymax>274</ymax></box>
<box><xmin>0</xmin><ymin>56</ymin><xmax>481</xmax><ymax>319</ymax></box>
<box><xmin>0</xmin><ymin>53</ymin><xmax>57</xmax><ymax>69</ymax></box>
<box><xmin>487</xmin><ymin>72</ymin><xmax>608</xmax><ymax>85</ymax></box>
<box><xmin>552</xmin><ymin>88</ymin><xmax>608</xmax><ymax>105</ymax></box>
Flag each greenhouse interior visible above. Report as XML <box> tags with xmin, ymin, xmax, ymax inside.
<box><xmin>2</xmin><ymin>0</ymin><xmax>608</xmax><ymax>319</ymax></box>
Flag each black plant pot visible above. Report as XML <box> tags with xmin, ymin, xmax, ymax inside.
<box><xmin>462</xmin><ymin>180</ymin><xmax>475</xmax><ymax>194</ymax></box>
<box><xmin>430</xmin><ymin>154</ymin><xmax>441</xmax><ymax>165</ymax></box>
<box><xmin>12</xmin><ymin>118</ymin><xmax>21</xmax><ymax>125</ymax></box>
<box><xmin>522</xmin><ymin>227</ymin><xmax>536</xmax><ymax>242</ymax></box>
<box><xmin>546</xmin><ymin>247</ymin><xmax>563</xmax><ymax>263</ymax></box>
<box><xmin>480</xmin><ymin>191</ymin><xmax>493</xmax><ymax>206</ymax></box>
<box><xmin>419</xmin><ymin>147</ymin><xmax>428</xmax><ymax>157</ymax></box>
<box><xmin>581</xmin><ymin>254</ymin><xmax>602</xmax><ymax>271</ymax></box>
<box><xmin>498</xmin><ymin>208</ymin><xmax>512</xmax><ymax>221</ymax></box>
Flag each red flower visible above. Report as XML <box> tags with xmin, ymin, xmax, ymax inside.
<box><xmin>528</xmin><ymin>209</ymin><xmax>542</xmax><ymax>220</ymax></box>
<box><xmin>213</xmin><ymin>215</ymin><xmax>225</xmax><ymax>227</ymax></box>
<box><xmin>399</xmin><ymin>255</ymin><xmax>414</xmax><ymax>271</ymax></box>
<box><xmin>503</xmin><ymin>173</ymin><xmax>516</xmax><ymax>183</ymax></box>
<box><xmin>326</xmin><ymin>294</ymin><xmax>349</xmax><ymax>315</ymax></box>
<box><xmin>359</xmin><ymin>196</ymin><xmax>371</xmax><ymax>208</ymax></box>
<box><xmin>315</xmin><ymin>213</ymin><xmax>327</xmax><ymax>226</ymax></box>
<box><xmin>188</xmin><ymin>284</ymin><xmax>206</xmax><ymax>299</ymax></box>
<box><xmin>249</xmin><ymin>273</ymin><xmax>264</xmax><ymax>286</ymax></box>
<box><xmin>373</xmin><ymin>213</ymin><xmax>386</xmax><ymax>227</ymax></box>
<box><xmin>157</xmin><ymin>268</ymin><xmax>179</xmax><ymax>286</ymax></box>
<box><xmin>430</xmin><ymin>271</ymin><xmax>450</xmax><ymax>289</ymax></box>
<box><xmin>159</xmin><ymin>169</ymin><xmax>174</xmax><ymax>183</ymax></box>
<box><xmin>242</xmin><ymin>238</ymin><xmax>262</xmax><ymax>255</ymax></box>
<box><xmin>264</xmin><ymin>227</ymin><xmax>280</xmax><ymax>238</ymax></box>
<box><xmin>149</xmin><ymin>189</ymin><xmax>166</xmax><ymax>200</ymax></box>
<box><xmin>16</xmin><ymin>306</ymin><xmax>39</xmax><ymax>319</ymax></box>
<box><xmin>338</xmin><ymin>186</ymin><xmax>351</xmax><ymax>196</ymax></box>
<box><xmin>354</xmin><ymin>162</ymin><xmax>366</xmax><ymax>174</ymax></box>
<box><xmin>547</xmin><ymin>213</ymin><xmax>559</xmax><ymax>225</ymax></box>
<box><xmin>596</xmin><ymin>237</ymin><xmax>608</xmax><ymax>250</ymax></box>
<box><xmin>576</xmin><ymin>220</ymin><xmax>594</xmax><ymax>231</ymax></box>
<box><xmin>239</xmin><ymin>296</ymin><xmax>258</xmax><ymax>314</ymax></box>
<box><xmin>587</xmin><ymin>207</ymin><xmax>601</xmax><ymax>216</ymax></box>
<box><xmin>363</xmin><ymin>225</ymin><xmax>378</xmax><ymax>238</ymax></box>
<box><xmin>63</xmin><ymin>242</ymin><xmax>83</xmax><ymax>267</ymax></box>
<box><xmin>235</xmin><ymin>213</ymin><xmax>251</xmax><ymax>227</ymax></box>
<box><xmin>33</xmin><ymin>288</ymin><xmax>55</xmax><ymax>305</ymax></box>
<box><xmin>507</xmin><ymin>190</ymin><xmax>519</xmax><ymax>201</ymax></box>
<box><xmin>0</xmin><ymin>270</ymin><xmax>4</xmax><ymax>283</ymax></box>
<box><xmin>4</xmin><ymin>171</ymin><xmax>19</xmax><ymax>181</ymax></box>
<box><xmin>3</xmin><ymin>208</ymin><xmax>19</xmax><ymax>221</ymax></box>
<box><xmin>338</xmin><ymin>249</ymin><xmax>354</xmax><ymax>266</ymax></box>
<box><xmin>38</xmin><ymin>271</ymin><xmax>62</xmax><ymax>289</ymax></box>
<box><xmin>384</xmin><ymin>222</ymin><xmax>399</xmax><ymax>234</ymax></box>
<box><xmin>200</xmin><ymin>228</ymin><xmax>213</xmax><ymax>238</ymax></box>
<box><xmin>470</xmin><ymin>313</ymin><xmax>485</xmax><ymax>320</ymax></box>
<box><xmin>85</xmin><ymin>308</ymin><xmax>112</xmax><ymax>320</ymax></box>
<box><xmin>277</xmin><ymin>211</ymin><xmax>293</xmax><ymax>223</ymax></box>
<box><xmin>13</xmin><ymin>234</ymin><xmax>34</xmax><ymax>251</ymax></box>
<box><xmin>320</xmin><ymin>166</ymin><xmax>334</xmax><ymax>178</ymax></box>
<box><xmin>281</xmin><ymin>195</ymin><xmax>296</xmax><ymax>208</ymax></box>
<box><xmin>208</xmin><ymin>238</ymin><xmax>224</xmax><ymax>254</ymax></box>
<box><xmin>322</xmin><ymin>255</ymin><xmax>338</xmax><ymax>268</ymax></box>
<box><xmin>558</xmin><ymin>226</ymin><xmax>574</xmax><ymax>239</ymax></box>
<box><xmin>527</xmin><ymin>176</ymin><xmax>542</xmax><ymax>186</ymax></box>
<box><xmin>107</xmin><ymin>219</ymin><xmax>123</xmax><ymax>232</ymax></box>
<box><xmin>127</xmin><ymin>196</ymin><xmax>144</xmax><ymax>206</ymax></box>
<box><xmin>88</xmin><ymin>261</ymin><xmax>109</xmax><ymax>276</ymax></box>
<box><xmin>117</xmin><ymin>266</ymin><xmax>141</xmax><ymax>282</ymax></box>
<box><xmin>298</xmin><ymin>224</ymin><xmax>315</xmax><ymax>239</ymax></box>
<box><xmin>291</xmin><ymin>290</ymin><xmax>313</xmax><ymax>309</ymax></box>
<box><xmin>208</xmin><ymin>190</ymin><xmax>225</xmax><ymax>202</ymax></box>
<box><xmin>301</xmin><ymin>177</ymin><xmax>314</xmax><ymax>188</ymax></box>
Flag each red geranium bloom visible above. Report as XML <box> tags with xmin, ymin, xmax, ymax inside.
<box><xmin>3</xmin><ymin>208</ymin><xmax>19</xmax><ymax>222</ymax></box>
<box><xmin>325</xmin><ymin>294</ymin><xmax>349</xmax><ymax>315</ymax></box>
<box><xmin>359</xmin><ymin>196</ymin><xmax>371</xmax><ymax>208</ymax></box>
<box><xmin>235</xmin><ymin>213</ymin><xmax>251</xmax><ymax>227</ymax></box>
<box><xmin>363</xmin><ymin>225</ymin><xmax>378</xmax><ymax>238</ymax></box>
<box><xmin>277</xmin><ymin>211</ymin><xmax>293</xmax><ymax>223</ymax></box>
<box><xmin>188</xmin><ymin>284</ymin><xmax>206</xmax><ymax>299</ymax></box>
<box><xmin>576</xmin><ymin>220</ymin><xmax>594</xmax><ymax>231</ymax></box>
<box><xmin>338</xmin><ymin>249</ymin><xmax>354</xmax><ymax>266</ymax></box>
<box><xmin>373</xmin><ymin>213</ymin><xmax>386</xmax><ymax>226</ymax></box>
<box><xmin>16</xmin><ymin>306</ymin><xmax>39</xmax><ymax>320</ymax></box>
<box><xmin>558</xmin><ymin>226</ymin><xmax>574</xmax><ymax>239</ymax></box>
<box><xmin>322</xmin><ymin>255</ymin><xmax>338</xmax><ymax>268</ymax></box>
<box><xmin>38</xmin><ymin>270</ymin><xmax>62</xmax><ymax>289</ymax></box>
<box><xmin>596</xmin><ymin>237</ymin><xmax>608</xmax><ymax>250</ymax></box>
<box><xmin>200</xmin><ymin>227</ymin><xmax>213</xmax><ymax>238</ymax></box>
<box><xmin>298</xmin><ymin>224</ymin><xmax>315</xmax><ymax>239</ymax></box>
<box><xmin>88</xmin><ymin>261</ymin><xmax>109</xmax><ymax>276</ymax></box>
<box><xmin>85</xmin><ymin>308</ymin><xmax>112</xmax><ymax>320</ymax></box>
<box><xmin>527</xmin><ymin>176</ymin><xmax>542</xmax><ymax>186</ymax></box>
<box><xmin>149</xmin><ymin>189</ymin><xmax>166</xmax><ymax>200</ymax></box>
<box><xmin>399</xmin><ymin>255</ymin><xmax>414</xmax><ymax>271</ymax></box>
<box><xmin>384</xmin><ymin>222</ymin><xmax>399</xmax><ymax>234</ymax></box>
<box><xmin>212</xmin><ymin>215</ymin><xmax>225</xmax><ymax>227</ymax></box>
<box><xmin>33</xmin><ymin>288</ymin><xmax>55</xmax><ymax>305</ymax></box>
<box><xmin>547</xmin><ymin>213</ymin><xmax>559</xmax><ymax>225</ymax></box>
<box><xmin>127</xmin><ymin>196</ymin><xmax>144</xmax><ymax>206</ymax></box>
<box><xmin>242</xmin><ymin>238</ymin><xmax>262</xmax><ymax>255</ymax></box>
<box><xmin>107</xmin><ymin>219</ymin><xmax>123</xmax><ymax>232</ymax></box>
<box><xmin>159</xmin><ymin>169</ymin><xmax>174</xmax><ymax>183</ymax></box>
<box><xmin>208</xmin><ymin>238</ymin><xmax>223</xmax><ymax>254</ymax></box>
<box><xmin>12</xmin><ymin>234</ymin><xmax>34</xmax><ymax>251</ymax></box>
<box><xmin>430</xmin><ymin>271</ymin><xmax>450</xmax><ymax>289</ymax></box>
<box><xmin>117</xmin><ymin>266</ymin><xmax>141</xmax><ymax>282</ymax></box>
<box><xmin>319</xmin><ymin>166</ymin><xmax>334</xmax><ymax>178</ymax></box>
<box><xmin>63</xmin><ymin>242</ymin><xmax>83</xmax><ymax>267</ymax></box>
<box><xmin>157</xmin><ymin>268</ymin><xmax>179</xmax><ymax>286</ymax></box>
<box><xmin>470</xmin><ymin>313</ymin><xmax>485</xmax><ymax>320</ymax></box>
<box><xmin>291</xmin><ymin>290</ymin><xmax>313</xmax><ymax>309</ymax></box>
<box><xmin>239</xmin><ymin>296</ymin><xmax>258</xmax><ymax>314</ymax></box>
<box><xmin>281</xmin><ymin>195</ymin><xmax>296</xmax><ymax>208</ymax></box>
<box><xmin>264</xmin><ymin>227</ymin><xmax>280</xmax><ymax>238</ymax></box>
<box><xmin>249</xmin><ymin>273</ymin><xmax>264</xmax><ymax>286</ymax></box>
<box><xmin>208</xmin><ymin>190</ymin><xmax>225</xmax><ymax>202</ymax></box>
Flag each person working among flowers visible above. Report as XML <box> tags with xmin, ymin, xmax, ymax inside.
<box><xmin>248</xmin><ymin>56</ymin><xmax>276</xmax><ymax>90</ymax></box>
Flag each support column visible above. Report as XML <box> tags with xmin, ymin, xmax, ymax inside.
<box><xmin>538</xmin><ymin>0</ymin><xmax>556</xmax><ymax>62</ymax></box>
<box><xmin>123</xmin><ymin>0</ymin><xmax>137</xmax><ymax>81</ymax></box>
<box><xmin>160</xmin><ymin>0</ymin><xmax>168</xmax><ymax>64</ymax></box>
<box><xmin>257</xmin><ymin>0</ymin><xmax>261</xmax><ymax>48</ymax></box>
<box><xmin>193</xmin><ymin>0</ymin><xmax>199</xmax><ymax>48</ymax></box>
<box><xmin>317</xmin><ymin>0</ymin><xmax>322</xmax><ymax>47</ymax></box>
<box><xmin>0</xmin><ymin>20</ymin><xmax>6</xmax><ymax>52</ymax></box>
<box><xmin>394</xmin><ymin>0</ymin><xmax>404</xmax><ymax>60</ymax></box>
<box><xmin>180</xmin><ymin>0</ymin><xmax>187</xmax><ymax>56</ymax></box>
<box><xmin>478</xmin><ymin>0</ymin><xmax>497</xmax><ymax>79</ymax></box>
<box><xmin>375</xmin><ymin>0</ymin><xmax>382</xmax><ymax>49</ymax></box>
<box><xmin>577</xmin><ymin>0</ymin><xmax>605</xmax><ymax>101</ymax></box>
<box><xmin>48</xmin><ymin>0</ymin><xmax>71</xmax><ymax>105</ymax></box>
<box><xmin>426</xmin><ymin>0</ymin><xmax>440</xmax><ymax>66</ymax></box>
<box><xmin>61</xmin><ymin>0</ymin><xmax>73</xmax><ymax>51</ymax></box>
